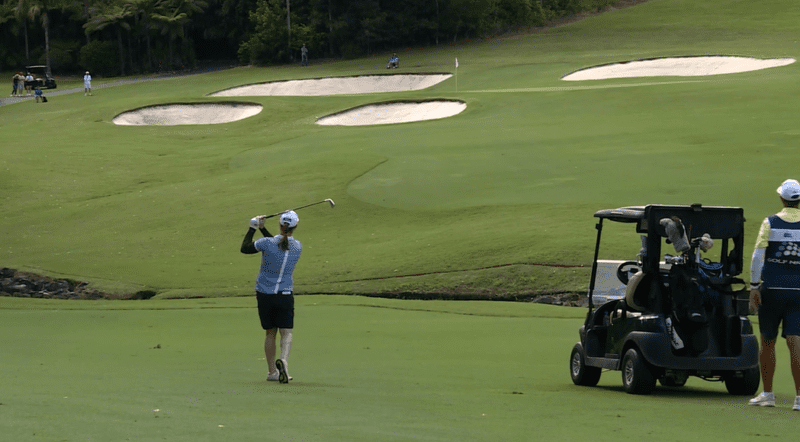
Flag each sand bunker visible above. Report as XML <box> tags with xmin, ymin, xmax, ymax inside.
<box><xmin>209</xmin><ymin>74</ymin><xmax>452</xmax><ymax>97</ymax></box>
<box><xmin>562</xmin><ymin>56</ymin><xmax>795</xmax><ymax>81</ymax></box>
<box><xmin>113</xmin><ymin>102</ymin><xmax>262</xmax><ymax>125</ymax></box>
<box><xmin>316</xmin><ymin>100</ymin><xmax>466</xmax><ymax>126</ymax></box>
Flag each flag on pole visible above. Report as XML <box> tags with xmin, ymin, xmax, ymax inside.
<box><xmin>455</xmin><ymin>57</ymin><xmax>459</xmax><ymax>91</ymax></box>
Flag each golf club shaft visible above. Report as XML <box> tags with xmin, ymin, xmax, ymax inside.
<box><xmin>262</xmin><ymin>199</ymin><xmax>335</xmax><ymax>219</ymax></box>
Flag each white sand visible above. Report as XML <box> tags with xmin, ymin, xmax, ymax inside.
<box><xmin>113</xmin><ymin>103</ymin><xmax>262</xmax><ymax>126</ymax></box>
<box><xmin>316</xmin><ymin>100</ymin><xmax>467</xmax><ymax>126</ymax></box>
<box><xmin>562</xmin><ymin>56</ymin><xmax>795</xmax><ymax>81</ymax></box>
<box><xmin>209</xmin><ymin>74</ymin><xmax>452</xmax><ymax>97</ymax></box>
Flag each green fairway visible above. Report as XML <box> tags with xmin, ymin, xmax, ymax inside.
<box><xmin>1</xmin><ymin>296</ymin><xmax>797</xmax><ymax>441</ymax></box>
<box><xmin>2</xmin><ymin>0</ymin><xmax>800</xmax><ymax>297</ymax></box>
<box><xmin>6</xmin><ymin>1</ymin><xmax>800</xmax><ymax>440</ymax></box>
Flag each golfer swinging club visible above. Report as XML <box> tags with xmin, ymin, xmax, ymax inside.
<box><xmin>241</xmin><ymin>210</ymin><xmax>302</xmax><ymax>383</ymax></box>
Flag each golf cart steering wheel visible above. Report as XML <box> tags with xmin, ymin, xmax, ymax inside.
<box><xmin>616</xmin><ymin>261</ymin><xmax>641</xmax><ymax>285</ymax></box>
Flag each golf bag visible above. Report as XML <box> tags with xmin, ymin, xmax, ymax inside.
<box><xmin>668</xmin><ymin>264</ymin><xmax>709</xmax><ymax>355</ymax></box>
<box><xmin>42</xmin><ymin>96</ymin><xmax>48</xmax><ymax>103</ymax></box>
<box><xmin>697</xmin><ymin>260</ymin><xmax>748</xmax><ymax>356</ymax></box>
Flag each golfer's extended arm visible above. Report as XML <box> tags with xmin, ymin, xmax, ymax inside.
<box><xmin>240</xmin><ymin>227</ymin><xmax>273</xmax><ymax>254</ymax></box>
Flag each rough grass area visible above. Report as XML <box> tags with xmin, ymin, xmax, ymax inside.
<box><xmin>302</xmin><ymin>264</ymin><xmax>590</xmax><ymax>302</ymax></box>
<box><xmin>2</xmin><ymin>264</ymin><xmax>589</xmax><ymax>304</ymax></box>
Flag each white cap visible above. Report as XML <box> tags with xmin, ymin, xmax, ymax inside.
<box><xmin>279</xmin><ymin>210</ymin><xmax>299</xmax><ymax>228</ymax></box>
<box><xmin>777</xmin><ymin>179</ymin><xmax>800</xmax><ymax>201</ymax></box>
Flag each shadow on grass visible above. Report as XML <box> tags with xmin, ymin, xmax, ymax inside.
<box><xmin>244</xmin><ymin>381</ymin><xmax>343</xmax><ymax>393</ymax></box>
<box><xmin>580</xmin><ymin>382</ymin><xmax>756</xmax><ymax>404</ymax></box>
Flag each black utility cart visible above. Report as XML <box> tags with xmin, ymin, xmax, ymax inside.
<box><xmin>24</xmin><ymin>65</ymin><xmax>57</xmax><ymax>89</ymax></box>
<box><xmin>570</xmin><ymin>204</ymin><xmax>759</xmax><ymax>395</ymax></box>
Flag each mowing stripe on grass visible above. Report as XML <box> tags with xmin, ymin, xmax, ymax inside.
<box><xmin>463</xmin><ymin>79</ymin><xmax>711</xmax><ymax>94</ymax></box>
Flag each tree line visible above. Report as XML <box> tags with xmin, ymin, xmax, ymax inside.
<box><xmin>1</xmin><ymin>0</ymin><xmax>622</xmax><ymax>76</ymax></box>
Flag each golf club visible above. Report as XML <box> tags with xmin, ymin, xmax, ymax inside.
<box><xmin>261</xmin><ymin>198</ymin><xmax>335</xmax><ymax>219</ymax></box>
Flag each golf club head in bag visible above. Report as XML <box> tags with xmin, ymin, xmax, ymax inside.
<box><xmin>660</xmin><ymin>216</ymin><xmax>690</xmax><ymax>253</ymax></box>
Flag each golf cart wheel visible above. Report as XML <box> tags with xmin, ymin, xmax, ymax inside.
<box><xmin>621</xmin><ymin>348</ymin><xmax>656</xmax><ymax>395</ymax></box>
<box><xmin>570</xmin><ymin>344</ymin><xmax>601</xmax><ymax>386</ymax></box>
<box><xmin>724</xmin><ymin>367</ymin><xmax>760</xmax><ymax>396</ymax></box>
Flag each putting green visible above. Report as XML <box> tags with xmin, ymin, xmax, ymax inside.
<box><xmin>345</xmin><ymin>76</ymin><xmax>797</xmax><ymax>211</ymax></box>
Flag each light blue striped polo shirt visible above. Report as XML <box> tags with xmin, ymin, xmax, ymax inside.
<box><xmin>254</xmin><ymin>236</ymin><xmax>302</xmax><ymax>294</ymax></box>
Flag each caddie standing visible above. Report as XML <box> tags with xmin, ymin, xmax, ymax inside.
<box><xmin>748</xmin><ymin>179</ymin><xmax>800</xmax><ymax>410</ymax></box>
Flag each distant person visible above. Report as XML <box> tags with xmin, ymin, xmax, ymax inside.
<box><xmin>240</xmin><ymin>211</ymin><xmax>303</xmax><ymax>384</ymax></box>
<box><xmin>387</xmin><ymin>53</ymin><xmax>399</xmax><ymax>69</ymax></box>
<box><xmin>83</xmin><ymin>71</ymin><xmax>92</xmax><ymax>96</ymax></box>
<box><xmin>34</xmin><ymin>86</ymin><xmax>43</xmax><ymax>103</ymax></box>
<box><xmin>748</xmin><ymin>178</ymin><xmax>800</xmax><ymax>410</ymax></box>
<box><xmin>301</xmin><ymin>44</ymin><xmax>308</xmax><ymax>66</ymax></box>
<box><xmin>16</xmin><ymin>72</ymin><xmax>25</xmax><ymax>96</ymax></box>
<box><xmin>11</xmin><ymin>73</ymin><xmax>20</xmax><ymax>97</ymax></box>
<box><xmin>25</xmin><ymin>72</ymin><xmax>33</xmax><ymax>95</ymax></box>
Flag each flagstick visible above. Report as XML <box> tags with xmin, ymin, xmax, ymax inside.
<box><xmin>455</xmin><ymin>57</ymin><xmax>459</xmax><ymax>92</ymax></box>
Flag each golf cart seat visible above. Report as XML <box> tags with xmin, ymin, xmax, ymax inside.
<box><xmin>625</xmin><ymin>270</ymin><xmax>650</xmax><ymax>312</ymax></box>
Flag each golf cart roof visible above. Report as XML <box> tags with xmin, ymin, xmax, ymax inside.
<box><xmin>25</xmin><ymin>65</ymin><xmax>46</xmax><ymax>69</ymax></box>
<box><xmin>594</xmin><ymin>204</ymin><xmax>746</xmax><ymax>276</ymax></box>
<box><xmin>595</xmin><ymin>204</ymin><xmax>744</xmax><ymax>238</ymax></box>
<box><xmin>594</xmin><ymin>206</ymin><xmax>645</xmax><ymax>223</ymax></box>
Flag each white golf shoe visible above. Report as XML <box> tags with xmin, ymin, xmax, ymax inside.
<box><xmin>748</xmin><ymin>392</ymin><xmax>776</xmax><ymax>407</ymax></box>
<box><xmin>793</xmin><ymin>396</ymin><xmax>800</xmax><ymax>411</ymax></box>
<box><xmin>276</xmin><ymin>359</ymin><xmax>291</xmax><ymax>384</ymax></box>
<box><xmin>267</xmin><ymin>370</ymin><xmax>280</xmax><ymax>382</ymax></box>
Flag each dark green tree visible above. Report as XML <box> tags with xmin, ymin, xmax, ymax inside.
<box><xmin>11</xmin><ymin>0</ymin><xmax>32</xmax><ymax>62</ymax></box>
<box><xmin>191</xmin><ymin>0</ymin><xmax>256</xmax><ymax>59</ymax></box>
<box><xmin>18</xmin><ymin>0</ymin><xmax>73</xmax><ymax>74</ymax></box>
<box><xmin>239</xmin><ymin>0</ymin><xmax>321</xmax><ymax>64</ymax></box>
<box><xmin>124</xmin><ymin>0</ymin><xmax>158</xmax><ymax>70</ymax></box>
<box><xmin>1</xmin><ymin>1</ymin><xmax>19</xmax><ymax>68</ymax></box>
<box><xmin>151</xmin><ymin>0</ymin><xmax>206</xmax><ymax>69</ymax></box>
<box><xmin>84</xmin><ymin>0</ymin><xmax>131</xmax><ymax>75</ymax></box>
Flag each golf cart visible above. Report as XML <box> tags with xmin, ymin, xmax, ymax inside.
<box><xmin>570</xmin><ymin>204</ymin><xmax>760</xmax><ymax>395</ymax></box>
<box><xmin>24</xmin><ymin>65</ymin><xmax>57</xmax><ymax>89</ymax></box>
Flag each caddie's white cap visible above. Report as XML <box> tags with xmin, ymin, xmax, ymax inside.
<box><xmin>777</xmin><ymin>179</ymin><xmax>800</xmax><ymax>201</ymax></box>
<box><xmin>279</xmin><ymin>210</ymin><xmax>299</xmax><ymax>228</ymax></box>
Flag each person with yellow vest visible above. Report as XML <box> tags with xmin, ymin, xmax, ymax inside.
<box><xmin>748</xmin><ymin>179</ymin><xmax>800</xmax><ymax>410</ymax></box>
